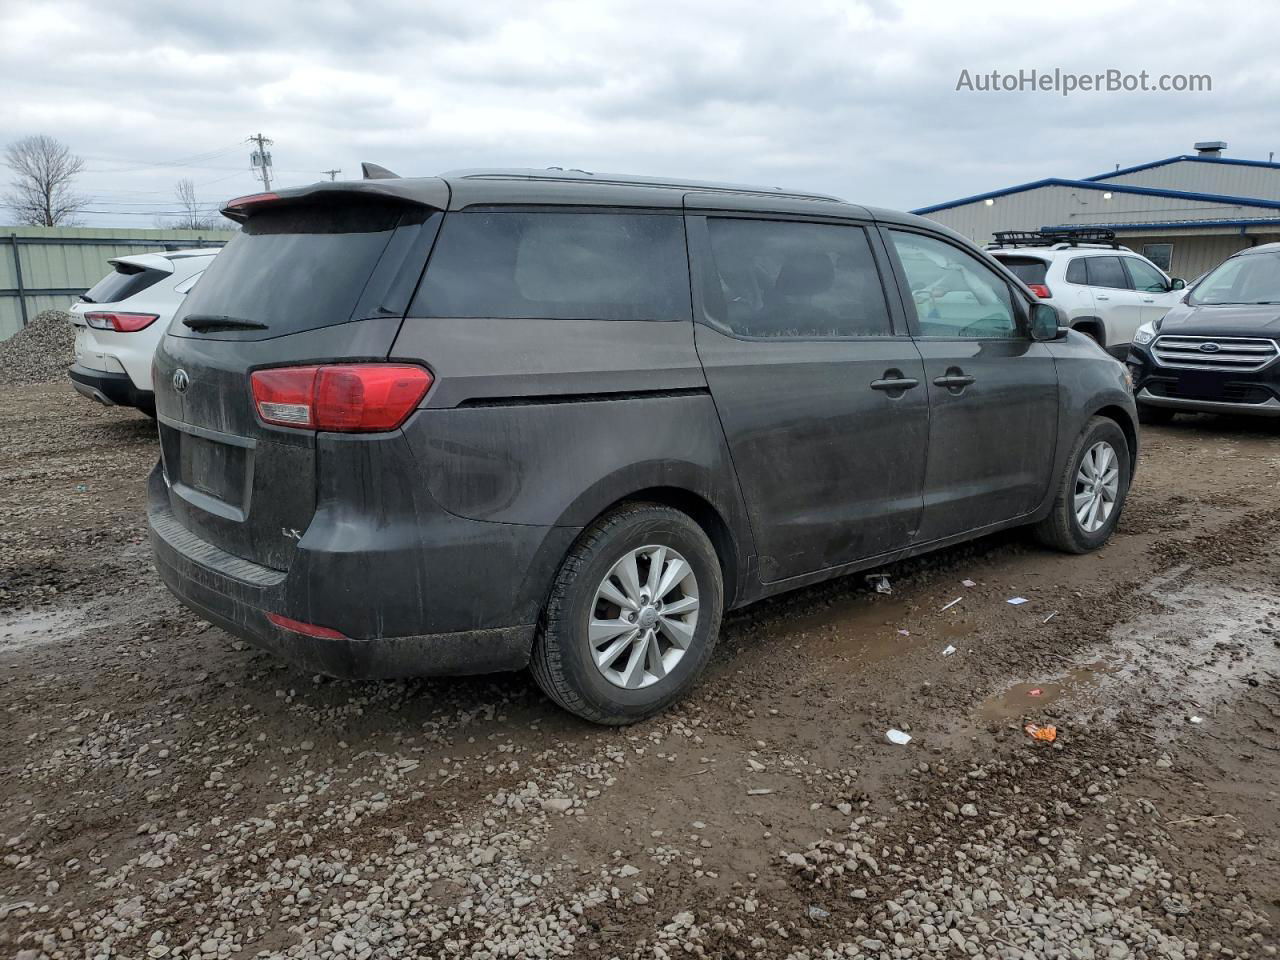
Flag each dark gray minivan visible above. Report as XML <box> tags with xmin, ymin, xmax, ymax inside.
<box><xmin>149</xmin><ymin>167</ymin><xmax>1138</xmax><ymax>723</ymax></box>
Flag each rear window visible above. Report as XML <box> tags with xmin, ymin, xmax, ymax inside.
<box><xmin>175</xmin><ymin>202</ymin><xmax>410</xmax><ymax>336</ymax></box>
<box><xmin>410</xmin><ymin>211</ymin><xmax>690</xmax><ymax>321</ymax></box>
<box><xmin>993</xmin><ymin>255</ymin><xmax>1048</xmax><ymax>286</ymax></box>
<box><xmin>82</xmin><ymin>263</ymin><xmax>166</xmax><ymax>304</ymax></box>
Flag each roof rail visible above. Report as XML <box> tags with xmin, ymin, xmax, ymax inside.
<box><xmin>439</xmin><ymin>167</ymin><xmax>844</xmax><ymax>202</ymax></box>
<box><xmin>988</xmin><ymin>228</ymin><xmax>1121</xmax><ymax>250</ymax></box>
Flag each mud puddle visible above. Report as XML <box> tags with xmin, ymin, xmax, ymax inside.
<box><xmin>978</xmin><ymin>575</ymin><xmax>1280</xmax><ymax>727</ymax></box>
<box><xmin>0</xmin><ymin>602</ymin><xmax>124</xmax><ymax>653</ymax></box>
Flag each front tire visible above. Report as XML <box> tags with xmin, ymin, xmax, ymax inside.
<box><xmin>1034</xmin><ymin>416</ymin><xmax>1131</xmax><ymax>554</ymax></box>
<box><xmin>531</xmin><ymin>503</ymin><xmax>724</xmax><ymax>725</ymax></box>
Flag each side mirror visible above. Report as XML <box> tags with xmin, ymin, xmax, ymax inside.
<box><xmin>1029</xmin><ymin>302</ymin><xmax>1065</xmax><ymax>341</ymax></box>
<box><xmin>1169</xmin><ymin>277</ymin><xmax>1186</xmax><ymax>291</ymax></box>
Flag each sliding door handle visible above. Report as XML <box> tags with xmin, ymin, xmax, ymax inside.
<box><xmin>870</xmin><ymin>377</ymin><xmax>921</xmax><ymax>392</ymax></box>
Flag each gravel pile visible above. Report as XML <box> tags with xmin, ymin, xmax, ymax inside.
<box><xmin>0</xmin><ymin>310</ymin><xmax>77</xmax><ymax>386</ymax></box>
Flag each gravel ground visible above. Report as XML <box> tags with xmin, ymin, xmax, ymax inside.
<box><xmin>1</xmin><ymin>385</ymin><xmax>1278</xmax><ymax>959</ymax></box>
<box><xmin>0</xmin><ymin>312</ymin><xmax>77</xmax><ymax>386</ymax></box>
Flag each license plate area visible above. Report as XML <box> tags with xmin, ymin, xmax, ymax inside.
<box><xmin>159</xmin><ymin>420</ymin><xmax>255</xmax><ymax>522</ymax></box>
<box><xmin>1175</xmin><ymin>369</ymin><xmax>1229</xmax><ymax>399</ymax></box>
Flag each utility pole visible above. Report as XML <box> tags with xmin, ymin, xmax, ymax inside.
<box><xmin>323</xmin><ymin>168</ymin><xmax>341</xmax><ymax>181</ymax></box>
<box><xmin>247</xmin><ymin>133</ymin><xmax>274</xmax><ymax>191</ymax></box>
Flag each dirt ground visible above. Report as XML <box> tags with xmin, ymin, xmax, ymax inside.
<box><xmin>2</xmin><ymin>383</ymin><xmax>1278</xmax><ymax>960</ymax></box>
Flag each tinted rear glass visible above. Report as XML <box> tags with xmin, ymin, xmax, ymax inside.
<box><xmin>411</xmin><ymin>211</ymin><xmax>690</xmax><ymax>321</ymax></box>
<box><xmin>1085</xmin><ymin>256</ymin><xmax>1130</xmax><ymax>289</ymax></box>
<box><xmin>82</xmin><ymin>263</ymin><xmax>165</xmax><ymax>304</ymax></box>
<box><xmin>704</xmin><ymin>218</ymin><xmax>892</xmax><ymax>338</ymax></box>
<box><xmin>993</xmin><ymin>256</ymin><xmax>1048</xmax><ymax>286</ymax></box>
<box><xmin>175</xmin><ymin>202</ymin><xmax>408</xmax><ymax>336</ymax></box>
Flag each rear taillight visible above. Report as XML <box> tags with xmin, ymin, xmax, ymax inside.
<box><xmin>1027</xmin><ymin>284</ymin><xmax>1052</xmax><ymax>299</ymax></box>
<box><xmin>84</xmin><ymin>311</ymin><xmax>159</xmax><ymax>332</ymax></box>
<box><xmin>250</xmin><ymin>364</ymin><xmax>432</xmax><ymax>432</ymax></box>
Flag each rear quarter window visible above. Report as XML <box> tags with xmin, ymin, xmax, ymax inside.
<box><xmin>410</xmin><ymin>211</ymin><xmax>690</xmax><ymax>321</ymax></box>
<box><xmin>993</xmin><ymin>256</ymin><xmax>1048</xmax><ymax>286</ymax></box>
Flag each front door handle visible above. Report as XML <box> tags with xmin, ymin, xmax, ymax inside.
<box><xmin>933</xmin><ymin>374</ymin><xmax>976</xmax><ymax>389</ymax></box>
<box><xmin>1141</xmin><ymin>297</ymin><xmax>1155</xmax><ymax>303</ymax></box>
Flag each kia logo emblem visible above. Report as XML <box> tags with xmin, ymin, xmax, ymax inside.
<box><xmin>1198</xmin><ymin>342</ymin><xmax>1221</xmax><ymax>353</ymax></box>
<box><xmin>172</xmin><ymin>369</ymin><xmax>190</xmax><ymax>393</ymax></box>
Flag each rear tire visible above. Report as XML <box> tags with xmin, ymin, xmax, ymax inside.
<box><xmin>1137</xmin><ymin>403</ymin><xmax>1174</xmax><ymax>426</ymax></box>
<box><xmin>530</xmin><ymin>503</ymin><xmax>724</xmax><ymax>725</ymax></box>
<box><xmin>1034</xmin><ymin>416</ymin><xmax>1131</xmax><ymax>554</ymax></box>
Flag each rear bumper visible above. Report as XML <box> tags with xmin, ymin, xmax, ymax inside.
<box><xmin>68</xmin><ymin>364</ymin><xmax>154</xmax><ymax>412</ymax></box>
<box><xmin>147</xmin><ymin>465</ymin><xmax>550</xmax><ymax>679</ymax></box>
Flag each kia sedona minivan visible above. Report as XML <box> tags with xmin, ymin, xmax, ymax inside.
<box><xmin>149</xmin><ymin>167</ymin><xmax>1138</xmax><ymax>724</ymax></box>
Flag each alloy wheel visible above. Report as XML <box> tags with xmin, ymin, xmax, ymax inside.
<box><xmin>1074</xmin><ymin>440</ymin><xmax>1120</xmax><ymax>533</ymax></box>
<box><xmin>588</xmin><ymin>544</ymin><xmax>700</xmax><ymax>689</ymax></box>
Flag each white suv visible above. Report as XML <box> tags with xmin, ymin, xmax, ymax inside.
<box><xmin>68</xmin><ymin>249</ymin><xmax>218</xmax><ymax>415</ymax></box>
<box><xmin>988</xmin><ymin>231</ymin><xmax>1187</xmax><ymax>357</ymax></box>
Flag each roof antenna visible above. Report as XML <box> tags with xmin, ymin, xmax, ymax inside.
<box><xmin>361</xmin><ymin>162</ymin><xmax>400</xmax><ymax>180</ymax></box>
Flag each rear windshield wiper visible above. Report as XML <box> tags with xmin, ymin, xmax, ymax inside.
<box><xmin>181</xmin><ymin>314</ymin><xmax>268</xmax><ymax>332</ymax></box>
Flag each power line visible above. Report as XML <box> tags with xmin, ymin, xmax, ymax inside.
<box><xmin>323</xmin><ymin>168</ymin><xmax>341</xmax><ymax>181</ymax></box>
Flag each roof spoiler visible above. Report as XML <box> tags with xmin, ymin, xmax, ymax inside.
<box><xmin>221</xmin><ymin>175</ymin><xmax>448</xmax><ymax>223</ymax></box>
<box><xmin>362</xmin><ymin>162</ymin><xmax>400</xmax><ymax>180</ymax></box>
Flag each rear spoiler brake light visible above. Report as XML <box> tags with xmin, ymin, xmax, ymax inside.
<box><xmin>223</xmin><ymin>192</ymin><xmax>280</xmax><ymax>217</ymax></box>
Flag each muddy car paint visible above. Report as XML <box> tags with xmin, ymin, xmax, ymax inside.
<box><xmin>147</xmin><ymin>171</ymin><xmax>1138</xmax><ymax>683</ymax></box>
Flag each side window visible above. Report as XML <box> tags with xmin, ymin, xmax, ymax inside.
<box><xmin>1065</xmin><ymin>259</ymin><xmax>1088</xmax><ymax>284</ymax></box>
<box><xmin>411</xmin><ymin>211</ymin><xmax>690</xmax><ymax>321</ymax></box>
<box><xmin>1084</xmin><ymin>256</ymin><xmax>1130</xmax><ymax>289</ymax></box>
<box><xmin>1141</xmin><ymin>243</ymin><xmax>1173</xmax><ymax>272</ymax></box>
<box><xmin>701</xmin><ymin>218</ymin><xmax>893</xmax><ymax>338</ymax></box>
<box><xmin>889</xmin><ymin>231</ymin><xmax>1018</xmax><ymax>338</ymax></box>
<box><xmin>1124</xmin><ymin>258</ymin><xmax>1169</xmax><ymax>293</ymax></box>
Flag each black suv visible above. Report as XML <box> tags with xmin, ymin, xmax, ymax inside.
<box><xmin>148</xmin><ymin>167</ymin><xmax>1138</xmax><ymax>724</ymax></box>
<box><xmin>1128</xmin><ymin>243</ymin><xmax>1280</xmax><ymax>422</ymax></box>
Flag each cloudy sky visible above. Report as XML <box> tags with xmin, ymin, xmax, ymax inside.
<box><xmin>2</xmin><ymin>0</ymin><xmax>1278</xmax><ymax>228</ymax></box>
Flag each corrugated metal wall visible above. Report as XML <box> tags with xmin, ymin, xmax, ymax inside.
<box><xmin>1096</xmin><ymin>161</ymin><xmax>1280</xmax><ymax>201</ymax></box>
<box><xmin>1118</xmin><ymin>234</ymin><xmax>1280</xmax><ymax>281</ymax></box>
<box><xmin>922</xmin><ymin>184</ymin><xmax>1280</xmax><ymax>246</ymax></box>
<box><xmin>0</xmin><ymin>226</ymin><xmax>235</xmax><ymax>340</ymax></box>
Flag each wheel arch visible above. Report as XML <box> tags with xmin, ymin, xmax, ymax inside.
<box><xmin>1092</xmin><ymin>403</ymin><xmax>1139</xmax><ymax>470</ymax></box>
<box><xmin>571</xmin><ymin>485</ymin><xmax>744</xmax><ymax>611</ymax></box>
<box><xmin>1071</xmin><ymin>317</ymin><xmax>1106</xmax><ymax>345</ymax></box>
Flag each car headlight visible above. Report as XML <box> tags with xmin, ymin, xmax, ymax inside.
<box><xmin>1133</xmin><ymin>322</ymin><xmax>1156</xmax><ymax>345</ymax></box>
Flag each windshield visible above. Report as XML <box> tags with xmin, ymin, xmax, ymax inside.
<box><xmin>1189</xmin><ymin>251</ymin><xmax>1280</xmax><ymax>305</ymax></box>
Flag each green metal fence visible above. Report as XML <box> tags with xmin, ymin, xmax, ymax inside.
<box><xmin>0</xmin><ymin>226</ymin><xmax>237</xmax><ymax>340</ymax></box>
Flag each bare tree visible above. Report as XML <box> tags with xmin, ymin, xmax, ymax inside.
<box><xmin>166</xmin><ymin>178</ymin><xmax>218</xmax><ymax>230</ymax></box>
<box><xmin>2</xmin><ymin>135</ymin><xmax>88</xmax><ymax>226</ymax></box>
